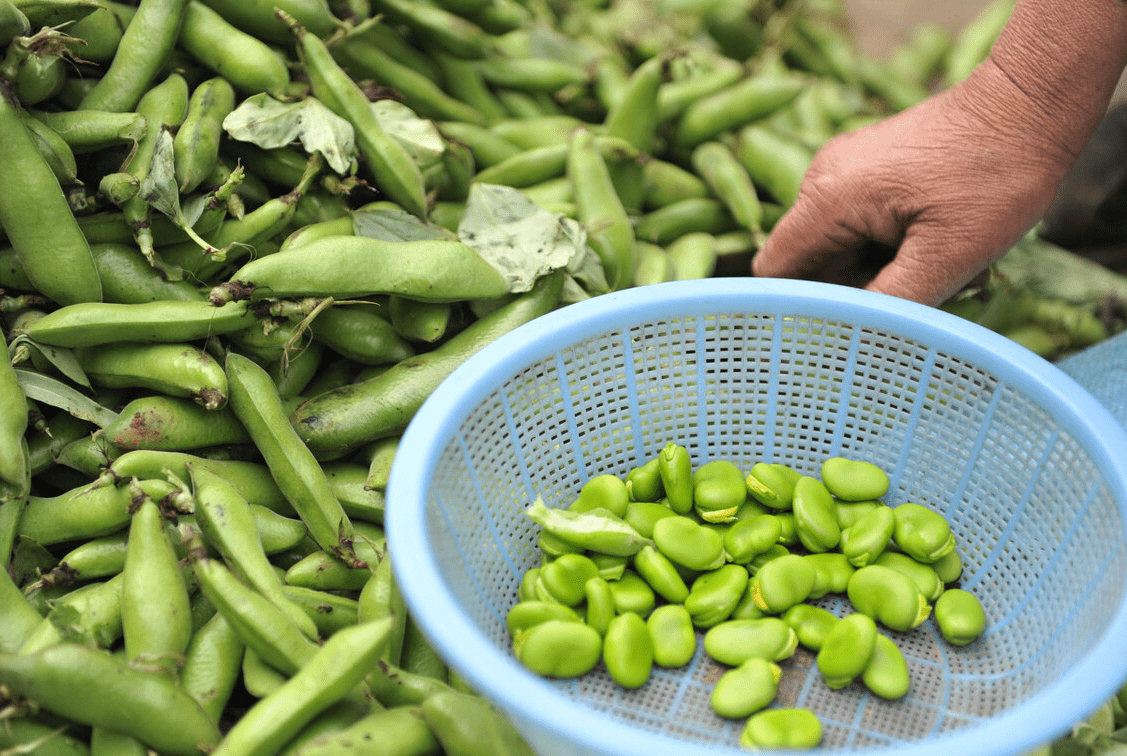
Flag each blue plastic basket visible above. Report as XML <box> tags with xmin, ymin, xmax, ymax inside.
<box><xmin>386</xmin><ymin>278</ymin><xmax>1127</xmax><ymax>756</ymax></box>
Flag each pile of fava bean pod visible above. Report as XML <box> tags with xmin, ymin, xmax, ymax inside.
<box><xmin>511</xmin><ymin>447</ymin><xmax>986</xmax><ymax>750</ymax></box>
<box><xmin>1</xmin><ymin>0</ymin><xmax>1110</xmax><ymax>754</ymax></box>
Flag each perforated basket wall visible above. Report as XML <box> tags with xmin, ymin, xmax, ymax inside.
<box><xmin>387</xmin><ymin>279</ymin><xmax>1127</xmax><ymax>756</ymax></box>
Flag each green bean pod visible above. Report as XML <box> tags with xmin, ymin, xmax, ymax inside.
<box><xmin>0</xmin><ymin>81</ymin><xmax>101</xmax><ymax>305</ymax></box>
<box><xmin>334</xmin><ymin>36</ymin><xmax>486</xmax><ymax>125</ymax></box>
<box><xmin>210</xmin><ymin>618</ymin><xmax>393</xmax><ymax>756</ymax></box>
<box><xmin>189</xmin><ymin>461</ymin><xmax>320</xmax><ymax>638</ymax></box>
<box><xmin>79</xmin><ymin>0</ymin><xmax>190</xmax><ymax>112</ymax></box>
<box><xmin>122</xmin><ymin>497</ymin><xmax>193</xmax><ymax>677</ymax></box>
<box><xmin>290</xmin><ymin>706</ymin><xmax>440</xmax><ymax>756</ymax></box>
<box><xmin>673</xmin><ymin>73</ymin><xmax>805</xmax><ymax>148</ymax></box>
<box><xmin>22</xmin><ymin>116</ymin><xmax>79</xmax><ymax>185</ymax></box>
<box><xmin>226</xmin><ymin>351</ymin><xmax>359</xmax><ymax>565</ymax></box>
<box><xmin>19</xmin><ymin>573</ymin><xmax>126</xmax><ymax>654</ymax></box>
<box><xmin>291</xmin><ymin>269</ymin><xmax>563</xmax><ymax>458</ymax></box>
<box><xmin>188</xmin><ymin>535</ymin><xmax>321</xmax><ymax>676</ymax></box>
<box><xmin>103</xmin><ymin>395</ymin><xmax>251</xmax><ymax>451</ymax></box>
<box><xmin>28</xmin><ymin>109</ymin><xmax>146</xmax><ymax>154</ymax></box>
<box><xmin>220</xmin><ymin>236</ymin><xmax>509</xmax><ymax>303</ymax></box>
<box><xmin>287</xmin><ymin>13</ymin><xmax>427</xmax><ymax>217</ymax></box>
<box><xmin>0</xmin><ymin>643</ymin><xmax>221</xmax><ymax>755</ymax></box>
<box><xmin>421</xmin><ymin>689</ymin><xmax>536</xmax><ymax>756</ymax></box>
<box><xmin>178</xmin><ymin>1</ymin><xmax>290</xmax><ymax>95</ymax></box>
<box><xmin>24</xmin><ymin>299</ymin><xmax>254</xmax><ymax>348</ymax></box>
<box><xmin>179</xmin><ymin>612</ymin><xmax>244</xmax><ymax>724</ymax></box>
<box><xmin>732</xmin><ymin>124</ymin><xmax>814</xmax><ymax>207</ymax></box>
<box><xmin>174</xmin><ymin>76</ymin><xmax>236</xmax><ymax>194</ymax></box>
<box><xmin>0</xmin><ymin>0</ymin><xmax>29</xmax><ymax>47</ymax></box>
<box><xmin>690</xmin><ymin>140</ymin><xmax>764</xmax><ymax>239</ymax></box>
<box><xmin>371</xmin><ymin>0</ymin><xmax>492</xmax><ymax>59</ymax></box>
<box><xmin>0</xmin><ymin>567</ymin><xmax>43</xmax><ymax>654</ymax></box>
<box><xmin>17</xmin><ymin>480</ymin><xmax>135</xmax><ymax>546</ymax></box>
<box><xmin>310</xmin><ymin>305</ymin><xmax>415</xmax><ymax>365</ymax></box>
<box><xmin>76</xmin><ymin>341</ymin><xmax>228</xmax><ymax>409</ymax></box>
<box><xmin>567</xmin><ymin>126</ymin><xmax>635</xmax><ymax>290</ymax></box>
<box><xmin>0</xmin><ymin>344</ymin><xmax>29</xmax><ymax>492</ymax></box>
<box><xmin>633</xmin><ymin>197</ymin><xmax>738</xmax><ymax>246</ymax></box>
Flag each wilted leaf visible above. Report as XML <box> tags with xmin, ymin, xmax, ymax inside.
<box><xmin>14</xmin><ymin>368</ymin><xmax>118</xmax><ymax>428</ymax></box>
<box><xmin>223</xmin><ymin>94</ymin><xmax>356</xmax><ymax>175</ymax></box>
<box><xmin>371</xmin><ymin>100</ymin><xmax>445</xmax><ymax>170</ymax></box>
<box><xmin>353</xmin><ymin>206</ymin><xmax>455</xmax><ymax>242</ymax></box>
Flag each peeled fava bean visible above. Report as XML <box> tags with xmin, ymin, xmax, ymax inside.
<box><xmin>647</xmin><ymin>604</ymin><xmax>696</xmax><ymax>668</ymax></box>
<box><xmin>751</xmin><ymin>553</ymin><xmax>815</xmax><ymax>613</ymax></box>
<box><xmin>745</xmin><ymin>462</ymin><xmax>800</xmax><ymax>510</ymax></box>
<box><xmin>862</xmin><ymin>633</ymin><xmax>912</xmax><ymax>700</ymax></box>
<box><xmin>684</xmin><ymin>563</ymin><xmax>749</xmax><ymax>628</ymax></box>
<box><xmin>839</xmin><ymin>504</ymin><xmax>895</xmax><ymax>567</ymax></box>
<box><xmin>817</xmin><ymin>611</ymin><xmax>878</xmax><ymax>689</ymax></box>
<box><xmin>724</xmin><ymin>514</ymin><xmax>782</xmax><ymax>564</ymax></box>
<box><xmin>792</xmin><ymin>475</ymin><xmax>841</xmax><ymax>552</ymax></box>
<box><xmin>740</xmin><ymin>708</ymin><xmax>823</xmax><ymax>750</ymax></box>
<box><xmin>652</xmin><ymin>515</ymin><xmax>725</xmax><ymax>572</ymax></box>
<box><xmin>571</xmin><ymin>473</ymin><xmax>629</xmax><ymax>517</ymax></box>
<box><xmin>711</xmin><ymin>658</ymin><xmax>781</xmax><ymax>719</ymax></box>
<box><xmin>820</xmin><ymin>457</ymin><xmax>890</xmax><ymax>501</ymax></box>
<box><xmin>692</xmin><ymin>459</ymin><xmax>746</xmax><ymax>523</ymax></box>
<box><xmin>934</xmin><ymin>588</ymin><xmax>987</xmax><ymax>646</ymax></box>
<box><xmin>847</xmin><ymin>564</ymin><xmax>931</xmax><ymax>632</ymax></box>
<box><xmin>538</xmin><ymin>553</ymin><xmax>600</xmax><ymax>607</ymax></box>
<box><xmin>873</xmin><ymin>551</ymin><xmax>944</xmax><ymax>602</ymax></box>
<box><xmin>892</xmin><ymin>502</ymin><xmax>956</xmax><ymax>563</ymax></box>
<box><xmin>506</xmin><ymin>601</ymin><xmax>581</xmax><ymax>637</ymax></box>
<box><xmin>603</xmin><ymin>612</ymin><xmax>653</xmax><ymax>689</ymax></box>
<box><xmin>514</xmin><ymin>619</ymin><xmax>602</xmax><ymax>679</ymax></box>
<box><xmin>782</xmin><ymin>604</ymin><xmax>839</xmax><ymax>651</ymax></box>
<box><xmin>703</xmin><ymin>617</ymin><xmax>798</xmax><ymax>666</ymax></box>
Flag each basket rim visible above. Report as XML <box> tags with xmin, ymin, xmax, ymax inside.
<box><xmin>387</xmin><ymin>278</ymin><xmax>1127</xmax><ymax>756</ymax></box>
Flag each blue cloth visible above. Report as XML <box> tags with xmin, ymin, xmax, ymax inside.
<box><xmin>1057</xmin><ymin>328</ymin><xmax>1127</xmax><ymax>433</ymax></box>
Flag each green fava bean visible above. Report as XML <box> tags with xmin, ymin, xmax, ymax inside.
<box><xmin>711</xmin><ymin>658</ymin><xmax>781</xmax><ymax>719</ymax></box>
<box><xmin>745</xmin><ymin>462</ymin><xmax>800</xmax><ymax>509</ymax></box>
<box><xmin>515</xmin><ymin>619</ymin><xmax>601</xmax><ymax>678</ymax></box>
<box><xmin>730</xmin><ymin>580</ymin><xmax>769</xmax><ymax>621</ymax></box>
<box><xmin>792</xmin><ymin>475</ymin><xmax>840</xmax><ymax>552</ymax></box>
<box><xmin>806</xmin><ymin>552</ymin><xmax>855</xmax><ymax>599</ymax></box>
<box><xmin>692</xmin><ymin>459</ymin><xmax>746</xmax><ymax>523</ymax></box>
<box><xmin>892</xmin><ymin>502</ymin><xmax>956</xmax><ymax>563</ymax></box>
<box><xmin>624</xmin><ymin>500</ymin><xmax>677</xmax><ymax>539</ymax></box>
<box><xmin>873</xmin><ymin>551</ymin><xmax>944</xmax><ymax>602</ymax></box>
<box><xmin>751</xmin><ymin>554</ymin><xmax>815</xmax><ymax>613</ymax></box>
<box><xmin>847</xmin><ymin>564</ymin><xmax>931</xmax><ymax>632</ymax></box>
<box><xmin>685</xmin><ymin>564</ymin><xmax>748</xmax><ymax>628</ymax></box>
<box><xmin>862</xmin><ymin>633</ymin><xmax>911</xmax><ymax>700</ymax></box>
<box><xmin>821</xmin><ymin>457</ymin><xmax>890</xmax><ymax>501</ymax></box>
<box><xmin>932</xmin><ymin>547</ymin><xmax>964</xmax><ymax>584</ymax></box>
<box><xmin>524</xmin><ymin>500</ymin><xmax>650</xmax><ymax>557</ymax></box>
<box><xmin>723</xmin><ymin>514</ymin><xmax>782</xmax><ymax>564</ymax></box>
<box><xmin>571</xmin><ymin>474</ymin><xmax>628</xmax><ymax>517</ymax></box>
<box><xmin>782</xmin><ymin>604</ymin><xmax>840</xmax><ymax>650</ymax></box>
<box><xmin>775</xmin><ymin>512</ymin><xmax>799</xmax><ymax>546</ymax></box>
<box><xmin>703</xmin><ymin>617</ymin><xmax>798</xmax><ymax>666</ymax></box>
<box><xmin>740</xmin><ymin>708</ymin><xmax>823</xmax><ymax>750</ymax></box>
<box><xmin>538</xmin><ymin>553</ymin><xmax>600</xmax><ymax>606</ymax></box>
<box><xmin>836</xmin><ymin>499</ymin><xmax>882</xmax><ymax>529</ymax></box>
<box><xmin>584</xmin><ymin>577</ymin><xmax>616</xmax><ymax>636</ymax></box>
<box><xmin>603</xmin><ymin>612</ymin><xmax>653</xmax><ymax>689</ymax></box>
<box><xmin>646</xmin><ymin>604</ymin><xmax>696</xmax><ymax>668</ymax></box>
<box><xmin>625</xmin><ymin>457</ymin><xmax>663</xmax><ymax>502</ymax></box>
<box><xmin>590</xmin><ymin>553</ymin><xmax>628</xmax><ymax>582</ymax></box>
<box><xmin>817</xmin><ymin>612</ymin><xmax>878</xmax><ymax>689</ymax></box>
<box><xmin>652</xmin><ymin>516</ymin><xmax>725</xmax><ymax>572</ymax></box>
<box><xmin>518</xmin><ymin>568</ymin><xmax>540</xmax><ymax>603</ymax></box>
<box><xmin>840</xmin><ymin>504</ymin><xmax>895</xmax><ymax>567</ymax></box>
<box><xmin>506</xmin><ymin>601</ymin><xmax>581</xmax><ymax>637</ymax></box>
<box><xmin>609</xmin><ymin>569</ymin><xmax>656</xmax><ymax>617</ymax></box>
<box><xmin>747</xmin><ymin>544</ymin><xmax>790</xmax><ymax>575</ymax></box>
<box><xmin>633</xmin><ymin>545</ymin><xmax>689</xmax><ymax>603</ymax></box>
<box><xmin>657</xmin><ymin>442</ymin><xmax>693</xmax><ymax>515</ymax></box>
<box><xmin>934</xmin><ymin>588</ymin><xmax>986</xmax><ymax>646</ymax></box>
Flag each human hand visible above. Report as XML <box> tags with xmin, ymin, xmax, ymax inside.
<box><xmin>751</xmin><ymin>63</ymin><xmax>1081</xmax><ymax>307</ymax></box>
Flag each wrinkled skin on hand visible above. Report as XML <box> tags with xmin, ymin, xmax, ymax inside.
<box><xmin>753</xmin><ymin>61</ymin><xmax>1077</xmax><ymax>307</ymax></box>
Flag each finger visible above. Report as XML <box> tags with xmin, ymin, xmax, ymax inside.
<box><xmin>752</xmin><ymin>190</ymin><xmax>876</xmax><ymax>281</ymax></box>
<box><xmin>864</xmin><ymin>235</ymin><xmax>985</xmax><ymax>307</ymax></box>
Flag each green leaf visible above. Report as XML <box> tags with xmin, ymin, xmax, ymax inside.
<box><xmin>371</xmin><ymin>100</ymin><xmax>445</xmax><ymax>170</ymax></box>
<box><xmin>457</xmin><ymin>183</ymin><xmax>596</xmax><ymax>293</ymax></box>
<box><xmin>352</xmin><ymin>206</ymin><xmax>455</xmax><ymax>243</ymax></box>
<box><xmin>13</xmin><ymin>368</ymin><xmax>118</xmax><ymax>428</ymax></box>
<box><xmin>8</xmin><ymin>335</ymin><xmax>91</xmax><ymax>388</ymax></box>
<box><xmin>222</xmin><ymin>94</ymin><xmax>356</xmax><ymax>175</ymax></box>
<box><xmin>139</xmin><ymin>127</ymin><xmax>184</xmax><ymax>225</ymax></box>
